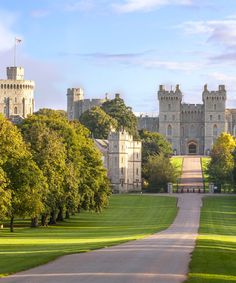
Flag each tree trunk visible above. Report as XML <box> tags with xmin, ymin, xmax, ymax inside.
<box><xmin>31</xmin><ymin>217</ymin><xmax>39</xmax><ymax>228</ymax></box>
<box><xmin>10</xmin><ymin>216</ymin><xmax>14</xmax><ymax>233</ymax></box>
<box><xmin>65</xmin><ymin>210</ymin><xmax>70</xmax><ymax>219</ymax></box>
<box><xmin>49</xmin><ymin>211</ymin><xmax>57</xmax><ymax>225</ymax></box>
<box><xmin>56</xmin><ymin>207</ymin><xmax>64</xmax><ymax>222</ymax></box>
<box><xmin>41</xmin><ymin>214</ymin><xmax>48</xmax><ymax>226</ymax></box>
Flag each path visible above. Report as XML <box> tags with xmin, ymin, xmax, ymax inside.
<box><xmin>0</xmin><ymin>194</ymin><xmax>202</xmax><ymax>283</ymax></box>
<box><xmin>180</xmin><ymin>156</ymin><xmax>203</xmax><ymax>190</ymax></box>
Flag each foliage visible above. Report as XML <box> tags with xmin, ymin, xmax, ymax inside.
<box><xmin>144</xmin><ymin>153</ymin><xmax>178</xmax><ymax>192</ymax></box>
<box><xmin>0</xmin><ymin>115</ymin><xmax>46</xmax><ymax>231</ymax></box>
<box><xmin>20</xmin><ymin>109</ymin><xmax>111</xmax><ymax>225</ymax></box>
<box><xmin>101</xmin><ymin>96</ymin><xmax>138</xmax><ymax>138</ymax></box>
<box><xmin>139</xmin><ymin>129</ymin><xmax>172</xmax><ymax>162</ymax></box>
<box><xmin>79</xmin><ymin>106</ymin><xmax>118</xmax><ymax>139</ymax></box>
<box><xmin>0</xmin><ymin>166</ymin><xmax>11</xmax><ymax>222</ymax></box>
<box><xmin>208</xmin><ymin>133</ymin><xmax>236</xmax><ymax>188</ymax></box>
<box><xmin>0</xmin><ymin>195</ymin><xmax>177</xmax><ymax>277</ymax></box>
<box><xmin>185</xmin><ymin>196</ymin><xmax>236</xmax><ymax>283</ymax></box>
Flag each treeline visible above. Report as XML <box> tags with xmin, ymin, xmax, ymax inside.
<box><xmin>208</xmin><ymin>133</ymin><xmax>236</xmax><ymax>192</ymax></box>
<box><xmin>0</xmin><ymin>109</ymin><xmax>111</xmax><ymax>232</ymax></box>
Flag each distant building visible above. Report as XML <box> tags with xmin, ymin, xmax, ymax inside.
<box><xmin>138</xmin><ymin>84</ymin><xmax>236</xmax><ymax>155</ymax></box>
<box><xmin>67</xmin><ymin>88</ymin><xmax>106</xmax><ymax>120</ymax></box>
<box><xmin>0</xmin><ymin>66</ymin><xmax>35</xmax><ymax>121</ymax></box>
<box><xmin>95</xmin><ymin>129</ymin><xmax>142</xmax><ymax>193</ymax></box>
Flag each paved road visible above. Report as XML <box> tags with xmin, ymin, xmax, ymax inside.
<box><xmin>180</xmin><ymin>156</ymin><xmax>203</xmax><ymax>189</ymax></box>
<box><xmin>0</xmin><ymin>194</ymin><xmax>202</xmax><ymax>283</ymax></box>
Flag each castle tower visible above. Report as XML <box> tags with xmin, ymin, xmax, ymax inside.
<box><xmin>108</xmin><ymin>129</ymin><xmax>142</xmax><ymax>193</ymax></box>
<box><xmin>0</xmin><ymin>66</ymin><xmax>35</xmax><ymax>121</ymax></box>
<box><xmin>158</xmin><ymin>85</ymin><xmax>182</xmax><ymax>154</ymax></box>
<box><xmin>202</xmin><ymin>84</ymin><xmax>226</xmax><ymax>154</ymax></box>
<box><xmin>67</xmin><ymin>88</ymin><xmax>84</xmax><ymax>120</ymax></box>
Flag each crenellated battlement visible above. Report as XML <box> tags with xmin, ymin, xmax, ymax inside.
<box><xmin>202</xmin><ymin>84</ymin><xmax>226</xmax><ymax>101</ymax></box>
<box><xmin>158</xmin><ymin>84</ymin><xmax>182</xmax><ymax>101</ymax></box>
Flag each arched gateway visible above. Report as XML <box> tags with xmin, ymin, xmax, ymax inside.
<box><xmin>188</xmin><ymin>141</ymin><xmax>197</xmax><ymax>155</ymax></box>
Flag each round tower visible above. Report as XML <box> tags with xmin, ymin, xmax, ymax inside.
<box><xmin>158</xmin><ymin>85</ymin><xmax>182</xmax><ymax>154</ymax></box>
<box><xmin>0</xmin><ymin>66</ymin><xmax>35</xmax><ymax>121</ymax></box>
<box><xmin>202</xmin><ymin>84</ymin><xmax>226</xmax><ymax>153</ymax></box>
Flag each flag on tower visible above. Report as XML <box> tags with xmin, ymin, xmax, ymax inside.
<box><xmin>15</xmin><ymin>38</ymin><xmax>22</xmax><ymax>43</ymax></box>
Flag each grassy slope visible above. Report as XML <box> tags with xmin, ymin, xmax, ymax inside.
<box><xmin>185</xmin><ymin>196</ymin><xmax>236</xmax><ymax>283</ymax></box>
<box><xmin>0</xmin><ymin>195</ymin><xmax>177</xmax><ymax>277</ymax></box>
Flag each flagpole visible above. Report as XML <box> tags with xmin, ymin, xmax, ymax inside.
<box><xmin>14</xmin><ymin>38</ymin><xmax>16</xmax><ymax>67</ymax></box>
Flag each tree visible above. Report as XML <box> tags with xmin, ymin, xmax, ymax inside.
<box><xmin>0</xmin><ymin>115</ymin><xmax>46</xmax><ymax>231</ymax></box>
<box><xmin>139</xmin><ymin>130</ymin><xmax>172</xmax><ymax>163</ymax></box>
<box><xmin>144</xmin><ymin>153</ymin><xmax>178</xmax><ymax>192</ymax></box>
<box><xmin>0</xmin><ymin>165</ymin><xmax>11</xmax><ymax>223</ymax></box>
<box><xmin>79</xmin><ymin>106</ymin><xmax>118</xmax><ymax>139</ymax></box>
<box><xmin>208</xmin><ymin>133</ymin><xmax>236</xmax><ymax>189</ymax></box>
<box><xmin>101</xmin><ymin>96</ymin><xmax>138</xmax><ymax>138</ymax></box>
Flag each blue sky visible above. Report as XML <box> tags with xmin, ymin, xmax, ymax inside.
<box><xmin>1</xmin><ymin>0</ymin><xmax>236</xmax><ymax>113</ymax></box>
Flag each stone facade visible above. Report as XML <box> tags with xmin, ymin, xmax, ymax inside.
<box><xmin>67</xmin><ymin>88</ymin><xmax>106</xmax><ymax>120</ymax></box>
<box><xmin>138</xmin><ymin>84</ymin><xmax>232</xmax><ymax>155</ymax></box>
<box><xmin>95</xmin><ymin>129</ymin><xmax>142</xmax><ymax>193</ymax></box>
<box><xmin>0</xmin><ymin>66</ymin><xmax>35</xmax><ymax>121</ymax></box>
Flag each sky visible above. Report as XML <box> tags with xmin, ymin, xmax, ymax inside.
<box><xmin>1</xmin><ymin>0</ymin><xmax>236</xmax><ymax>114</ymax></box>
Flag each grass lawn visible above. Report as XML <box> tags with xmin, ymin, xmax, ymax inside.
<box><xmin>185</xmin><ymin>196</ymin><xmax>236</xmax><ymax>283</ymax></box>
<box><xmin>0</xmin><ymin>195</ymin><xmax>177</xmax><ymax>277</ymax></box>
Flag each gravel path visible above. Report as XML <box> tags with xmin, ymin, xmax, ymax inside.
<box><xmin>0</xmin><ymin>194</ymin><xmax>202</xmax><ymax>283</ymax></box>
<box><xmin>180</xmin><ymin>156</ymin><xmax>203</xmax><ymax>189</ymax></box>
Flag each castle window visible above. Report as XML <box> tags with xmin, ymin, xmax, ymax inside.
<box><xmin>218</xmin><ymin>115</ymin><xmax>221</xmax><ymax>121</ymax></box>
<box><xmin>136</xmin><ymin>168</ymin><xmax>139</xmax><ymax>175</ymax></box>
<box><xmin>210</xmin><ymin>115</ymin><xmax>212</xmax><ymax>121</ymax></box>
<box><xmin>4</xmin><ymin>106</ymin><xmax>6</xmax><ymax>115</ymax></box>
<box><xmin>121</xmin><ymin>167</ymin><xmax>124</xmax><ymax>174</ymax></box>
<box><xmin>164</xmin><ymin>115</ymin><xmax>167</xmax><ymax>121</ymax></box>
<box><xmin>15</xmin><ymin>97</ymin><xmax>17</xmax><ymax>103</ymax></box>
<box><xmin>136</xmin><ymin>153</ymin><xmax>139</xmax><ymax>159</ymax></box>
<box><xmin>213</xmin><ymin>125</ymin><xmax>218</xmax><ymax>136</ymax></box>
<box><xmin>214</xmin><ymin>104</ymin><xmax>216</xmax><ymax>110</ymax></box>
<box><xmin>172</xmin><ymin>114</ymin><xmax>175</xmax><ymax>121</ymax></box>
<box><xmin>168</xmin><ymin>104</ymin><xmax>171</xmax><ymax>111</ymax></box>
<box><xmin>167</xmin><ymin>125</ymin><xmax>172</xmax><ymax>136</ymax></box>
<box><xmin>14</xmin><ymin>107</ymin><xmax>17</xmax><ymax>114</ymax></box>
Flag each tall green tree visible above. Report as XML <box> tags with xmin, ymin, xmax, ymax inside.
<box><xmin>0</xmin><ymin>115</ymin><xmax>47</xmax><ymax>231</ymax></box>
<box><xmin>144</xmin><ymin>153</ymin><xmax>178</xmax><ymax>192</ymax></box>
<box><xmin>101</xmin><ymin>96</ymin><xmax>138</xmax><ymax>137</ymax></box>
<box><xmin>209</xmin><ymin>133</ymin><xmax>236</xmax><ymax>189</ymax></box>
<box><xmin>0</xmin><ymin>165</ymin><xmax>11</xmax><ymax>223</ymax></box>
<box><xmin>79</xmin><ymin>106</ymin><xmax>118</xmax><ymax>139</ymax></box>
<box><xmin>139</xmin><ymin>130</ymin><xmax>172</xmax><ymax>163</ymax></box>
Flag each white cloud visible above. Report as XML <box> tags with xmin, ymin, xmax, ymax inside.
<box><xmin>0</xmin><ymin>10</ymin><xmax>18</xmax><ymax>52</ymax></box>
<box><xmin>179</xmin><ymin>19</ymin><xmax>236</xmax><ymax>47</ymax></box>
<box><xmin>140</xmin><ymin>59</ymin><xmax>201</xmax><ymax>71</ymax></box>
<box><xmin>113</xmin><ymin>0</ymin><xmax>193</xmax><ymax>13</ymax></box>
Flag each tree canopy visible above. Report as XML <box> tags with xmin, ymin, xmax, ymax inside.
<box><xmin>101</xmin><ymin>96</ymin><xmax>138</xmax><ymax>138</ymax></box>
<box><xmin>79</xmin><ymin>106</ymin><xmax>118</xmax><ymax>139</ymax></box>
<box><xmin>208</xmin><ymin>133</ymin><xmax>236</xmax><ymax>188</ymax></box>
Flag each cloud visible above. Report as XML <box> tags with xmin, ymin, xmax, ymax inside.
<box><xmin>77</xmin><ymin>51</ymin><xmax>202</xmax><ymax>71</ymax></box>
<box><xmin>112</xmin><ymin>0</ymin><xmax>193</xmax><ymax>13</ymax></box>
<box><xmin>0</xmin><ymin>10</ymin><xmax>19</xmax><ymax>52</ymax></box>
<box><xmin>179</xmin><ymin>19</ymin><xmax>236</xmax><ymax>47</ymax></box>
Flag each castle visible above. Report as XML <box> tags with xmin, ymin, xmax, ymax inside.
<box><xmin>95</xmin><ymin>129</ymin><xmax>142</xmax><ymax>193</ymax></box>
<box><xmin>67</xmin><ymin>84</ymin><xmax>236</xmax><ymax>156</ymax></box>
<box><xmin>0</xmin><ymin>66</ymin><xmax>35</xmax><ymax>122</ymax></box>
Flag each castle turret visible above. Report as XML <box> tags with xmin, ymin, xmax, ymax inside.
<box><xmin>202</xmin><ymin>85</ymin><xmax>226</xmax><ymax>153</ymax></box>
<box><xmin>158</xmin><ymin>85</ymin><xmax>182</xmax><ymax>154</ymax></box>
<box><xmin>0</xmin><ymin>66</ymin><xmax>35</xmax><ymax>121</ymax></box>
<box><xmin>67</xmin><ymin>88</ymin><xmax>84</xmax><ymax>120</ymax></box>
